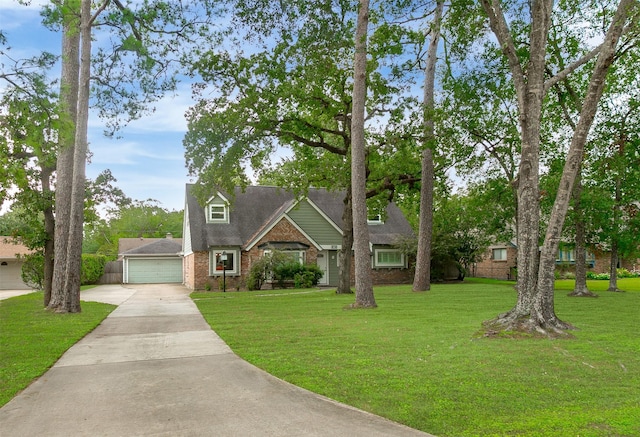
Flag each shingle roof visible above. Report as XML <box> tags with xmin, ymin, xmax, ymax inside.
<box><xmin>118</xmin><ymin>237</ymin><xmax>183</xmax><ymax>254</ymax></box>
<box><xmin>0</xmin><ymin>237</ymin><xmax>32</xmax><ymax>259</ymax></box>
<box><xmin>185</xmin><ymin>185</ymin><xmax>414</xmax><ymax>251</ymax></box>
<box><xmin>121</xmin><ymin>239</ymin><xmax>183</xmax><ymax>256</ymax></box>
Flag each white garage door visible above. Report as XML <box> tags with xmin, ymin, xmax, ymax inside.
<box><xmin>0</xmin><ymin>260</ymin><xmax>30</xmax><ymax>290</ymax></box>
<box><xmin>126</xmin><ymin>258</ymin><xmax>183</xmax><ymax>284</ymax></box>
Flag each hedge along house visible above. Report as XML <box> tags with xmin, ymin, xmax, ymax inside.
<box><xmin>182</xmin><ymin>185</ymin><xmax>415</xmax><ymax>290</ymax></box>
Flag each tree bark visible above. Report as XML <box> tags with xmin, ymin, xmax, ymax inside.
<box><xmin>482</xmin><ymin>0</ymin><xmax>634</xmax><ymax>334</ymax></box>
<box><xmin>413</xmin><ymin>0</ymin><xmax>442</xmax><ymax>292</ymax></box>
<box><xmin>608</xmin><ymin>157</ymin><xmax>624</xmax><ymax>292</ymax></box>
<box><xmin>535</xmin><ymin>0</ymin><xmax>633</xmax><ymax>329</ymax></box>
<box><xmin>608</xmin><ymin>239</ymin><xmax>622</xmax><ymax>291</ymax></box>
<box><xmin>349</xmin><ymin>0</ymin><xmax>376</xmax><ymax>308</ymax></box>
<box><xmin>49</xmin><ymin>0</ymin><xmax>80</xmax><ymax>312</ymax></box>
<box><xmin>42</xmin><ymin>165</ymin><xmax>55</xmax><ymax>307</ymax></box>
<box><xmin>337</xmin><ymin>188</ymin><xmax>354</xmax><ymax>294</ymax></box>
<box><xmin>569</xmin><ymin>168</ymin><xmax>597</xmax><ymax>297</ymax></box>
<box><xmin>49</xmin><ymin>0</ymin><xmax>92</xmax><ymax>313</ymax></box>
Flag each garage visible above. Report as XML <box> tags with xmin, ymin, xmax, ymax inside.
<box><xmin>124</xmin><ymin>257</ymin><xmax>183</xmax><ymax>284</ymax></box>
<box><xmin>0</xmin><ymin>238</ymin><xmax>32</xmax><ymax>290</ymax></box>
<box><xmin>121</xmin><ymin>238</ymin><xmax>183</xmax><ymax>284</ymax></box>
<box><xmin>0</xmin><ymin>260</ymin><xmax>30</xmax><ymax>290</ymax></box>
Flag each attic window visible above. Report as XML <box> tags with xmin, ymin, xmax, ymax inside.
<box><xmin>367</xmin><ymin>214</ymin><xmax>383</xmax><ymax>225</ymax></box>
<box><xmin>207</xmin><ymin>204</ymin><xmax>228</xmax><ymax>223</ymax></box>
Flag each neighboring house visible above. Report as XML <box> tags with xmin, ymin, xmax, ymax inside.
<box><xmin>472</xmin><ymin>241</ymin><xmax>639</xmax><ymax>280</ymax></box>
<box><xmin>472</xmin><ymin>242</ymin><xmax>518</xmax><ymax>281</ymax></box>
<box><xmin>0</xmin><ymin>237</ymin><xmax>33</xmax><ymax>290</ymax></box>
<box><xmin>119</xmin><ymin>234</ymin><xmax>184</xmax><ymax>284</ymax></box>
<box><xmin>182</xmin><ymin>185</ymin><xmax>414</xmax><ymax>290</ymax></box>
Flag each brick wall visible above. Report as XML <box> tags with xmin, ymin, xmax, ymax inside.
<box><xmin>371</xmin><ymin>267</ymin><xmax>413</xmax><ymax>285</ymax></box>
<box><xmin>472</xmin><ymin>246</ymin><xmax>517</xmax><ymax>280</ymax></box>
<box><xmin>185</xmin><ymin>218</ymin><xmax>414</xmax><ymax>290</ymax></box>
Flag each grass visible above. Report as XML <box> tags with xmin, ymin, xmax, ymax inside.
<box><xmin>192</xmin><ymin>279</ymin><xmax>640</xmax><ymax>437</ymax></box>
<box><xmin>0</xmin><ymin>291</ymin><xmax>115</xmax><ymax>407</ymax></box>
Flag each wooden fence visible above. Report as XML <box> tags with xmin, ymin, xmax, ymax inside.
<box><xmin>98</xmin><ymin>260</ymin><xmax>123</xmax><ymax>284</ymax></box>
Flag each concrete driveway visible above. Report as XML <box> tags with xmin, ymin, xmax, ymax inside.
<box><xmin>0</xmin><ymin>284</ymin><xmax>434</xmax><ymax>436</ymax></box>
<box><xmin>0</xmin><ymin>289</ymin><xmax>36</xmax><ymax>300</ymax></box>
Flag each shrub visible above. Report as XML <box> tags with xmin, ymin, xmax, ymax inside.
<box><xmin>81</xmin><ymin>254</ymin><xmax>108</xmax><ymax>285</ymax></box>
<box><xmin>616</xmin><ymin>268</ymin><xmax>639</xmax><ymax>278</ymax></box>
<box><xmin>586</xmin><ymin>271</ymin><xmax>610</xmax><ymax>280</ymax></box>
<box><xmin>247</xmin><ymin>251</ymin><xmax>325</xmax><ymax>290</ymax></box>
<box><xmin>20</xmin><ymin>252</ymin><xmax>44</xmax><ymax>290</ymax></box>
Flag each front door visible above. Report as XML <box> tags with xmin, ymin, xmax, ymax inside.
<box><xmin>316</xmin><ymin>251</ymin><xmax>329</xmax><ymax>285</ymax></box>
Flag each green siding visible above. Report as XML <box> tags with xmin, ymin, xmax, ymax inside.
<box><xmin>287</xmin><ymin>201</ymin><xmax>342</xmax><ymax>246</ymax></box>
<box><xmin>328</xmin><ymin>250</ymin><xmax>339</xmax><ymax>286</ymax></box>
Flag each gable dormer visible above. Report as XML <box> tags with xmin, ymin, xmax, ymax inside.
<box><xmin>206</xmin><ymin>193</ymin><xmax>230</xmax><ymax>224</ymax></box>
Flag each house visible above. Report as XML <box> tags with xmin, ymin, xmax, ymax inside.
<box><xmin>119</xmin><ymin>234</ymin><xmax>184</xmax><ymax>284</ymax></box>
<box><xmin>472</xmin><ymin>241</ymin><xmax>639</xmax><ymax>280</ymax></box>
<box><xmin>182</xmin><ymin>185</ymin><xmax>414</xmax><ymax>290</ymax></box>
<box><xmin>471</xmin><ymin>242</ymin><xmax>518</xmax><ymax>280</ymax></box>
<box><xmin>0</xmin><ymin>237</ymin><xmax>33</xmax><ymax>290</ymax></box>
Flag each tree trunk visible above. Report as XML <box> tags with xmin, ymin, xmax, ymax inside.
<box><xmin>42</xmin><ymin>166</ymin><xmax>55</xmax><ymax>307</ymax></box>
<box><xmin>349</xmin><ymin>0</ymin><xmax>376</xmax><ymax>308</ymax></box>
<box><xmin>483</xmin><ymin>0</ymin><xmax>633</xmax><ymax>335</ymax></box>
<box><xmin>608</xmin><ymin>239</ymin><xmax>622</xmax><ymax>291</ymax></box>
<box><xmin>65</xmin><ymin>0</ymin><xmax>92</xmax><ymax>312</ymax></box>
<box><xmin>413</xmin><ymin>0</ymin><xmax>442</xmax><ymax>292</ymax></box>
<box><xmin>534</xmin><ymin>0</ymin><xmax>631</xmax><ymax>331</ymax></box>
<box><xmin>608</xmin><ymin>160</ymin><xmax>624</xmax><ymax>292</ymax></box>
<box><xmin>480</xmin><ymin>0</ymin><xmax>550</xmax><ymax>328</ymax></box>
<box><xmin>337</xmin><ymin>188</ymin><xmax>354</xmax><ymax>294</ymax></box>
<box><xmin>49</xmin><ymin>0</ymin><xmax>80</xmax><ymax>312</ymax></box>
<box><xmin>569</xmin><ymin>169</ymin><xmax>596</xmax><ymax>297</ymax></box>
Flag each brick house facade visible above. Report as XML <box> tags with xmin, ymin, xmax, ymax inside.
<box><xmin>182</xmin><ymin>185</ymin><xmax>414</xmax><ymax>291</ymax></box>
<box><xmin>472</xmin><ymin>242</ymin><xmax>639</xmax><ymax>280</ymax></box>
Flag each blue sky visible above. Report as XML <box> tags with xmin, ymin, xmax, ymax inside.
<box><xmin>1</xmin><ymin>0</ymin><xmax>194</xmax><ymax>212</ymax></box>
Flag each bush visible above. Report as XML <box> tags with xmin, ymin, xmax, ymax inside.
<box><xmin>19</xmin><ymin>253</ymin><xmax>108</xmax><ymax>289</ymax></box>
<box><xmin>81</xmin><ymin>254</ymin><xmax>108</xmax><ymax>285</ymax></box>
<box><xmin>246</xmin><ymin>251</ymin><xmax>324</xmax><ymax>290</ymax></box>
<box><xmin>616</xmin><ymin>268</ymin><xmax>640</xmax><ymax>278</ymax></box>
<box><xmin>20</xmin><ymin>252</ymin><xmax>44</xmax><ymax>290</ymax></box>
<box><xmin>586</xmin><ymin>271</ymin><xmax>610</xmax><ymax>280</ymax></box>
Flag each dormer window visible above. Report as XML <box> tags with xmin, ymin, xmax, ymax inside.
<box><xmin>367</xmin><ymin>214</ymin><xmax>383</xmax><ymax>225</ymax></box>
<box><xmin>207</xmin><ymin>204</ymin><xmax>229</xmax><ymax>223</ymax></box>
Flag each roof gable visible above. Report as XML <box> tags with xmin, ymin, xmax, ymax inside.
<box><xmin>184</xmin><ymin>185</ymin><xmax>414</xmax><ymax>251</ymax></box>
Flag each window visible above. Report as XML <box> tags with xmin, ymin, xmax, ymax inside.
<box><xmin>367</xmin><ymin>214</ymin><xmax>383</xmax><ymax>225</ymax></box>
<box><xmin>207</xmin><ymin>204</ymin><xmax>228</xmax><ymax>223</ymax></box>
<box><xmin>374</xmin><ymin>249</ymin><xmax>404</xmax><ymax>268</ymax></box>
<box><xmin>558</xmin><ymin>249</ymin><xmax>574</xmax><ymax>262</ymax></box>
<box><xmin>264</xmin><ymin>250</ymin><xmax>306</xmax><ymax>264</ymax></box>
<box><xmin>210</xmin><ymin>249</ymin><xmax>239</xmax><ymax>275</ymax></box>
<box><xmin>492</xmin><ymin>248</ymin><xmax>507</xmax><ymax>261</ymax></box>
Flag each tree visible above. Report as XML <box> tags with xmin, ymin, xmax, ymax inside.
<box><xmin>478</xmin><ymin>0</ymin><xmax>638</xmax><ymax>334</ymax></box>
<box><xmin>33</xmin><ymin>0</ymin><xmax>223</xmax><ymax>312</ymax></box>
<box><xmin>184</xmin><ymin>1</ymin><xmax>429</xmax><ymax>295</ymax></box>
<box><xmin>349</xmin><ymin>0</ymin><xmax>376</xmax><ymax>308</ymax></box>
<box><xmin>0</xmin><ymin>78</ymin><xmax>60</xmax><ymax>305</ymax></box>
<box><xmin>413</xmin><ymin>0</ymin><xmax>443</xmax><ymax>292</ymax></box>
<box><xmin>584</xmin><ymin>96</ymin><xmax>640</xmax><ymax>292</ymax></box>
<box><xmin>83</xmin><ymin>200</ymin><xmax>183</xmax><ymax>257</ymax></box>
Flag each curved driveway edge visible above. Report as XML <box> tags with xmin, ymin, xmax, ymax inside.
<box><xmin>0</xmin><ymin>284</ymin><xmax>434</xmax><ymax>436</ymax></box>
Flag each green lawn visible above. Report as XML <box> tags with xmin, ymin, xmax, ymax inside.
<box><xmin>193</xmin><ymin>279</ymin><xmax>640</xmax><ymax>437</ymax></box>
<box><xmin>0</xmin><ymin>292</ymin><xmax>115</xmax><ymax>407</ymax></box>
